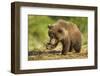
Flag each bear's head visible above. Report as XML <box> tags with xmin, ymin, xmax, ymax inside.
<box><xmin>46</xmin><ymin>24</ymin><xmax>67</xmax><ymax>50</ymax></box>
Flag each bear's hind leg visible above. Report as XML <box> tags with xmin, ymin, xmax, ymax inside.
<box><xmin>73</xmin><ymin>44</ymin><xmax>81</xmax><ymax>53</ymax></box>
<box><xmin>69</xmin><ymin>42</ymin><xmax>73</xmax><ymax>52</ymax></box>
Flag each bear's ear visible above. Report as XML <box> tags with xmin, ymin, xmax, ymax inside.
<box><xmin>48</xmin><ymin>24</ymin><xmax>53</xmax><ymax>29</ymax></box>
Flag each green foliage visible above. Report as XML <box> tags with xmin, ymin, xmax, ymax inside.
<box><xmin>28</xmin><ymin>15</ymin><xmax>88</xmax><ymax>51</ymax></box>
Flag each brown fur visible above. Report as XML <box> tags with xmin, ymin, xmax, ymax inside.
<box><xmin>46</xmin><ymin>19</ymin><xmax>82</xmax><ymax>55</ymax></box>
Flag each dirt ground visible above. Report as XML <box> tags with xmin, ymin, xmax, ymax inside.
<box><xmin>28</xmin><ymin>48</ymin><xmax>88</xmax><ymax>60</ymax></box>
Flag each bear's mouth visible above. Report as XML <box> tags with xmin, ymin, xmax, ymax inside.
<box><xmin>50</xmin><ymin>38</ymin><xmax>57</xmax><ymax>45</ymax></box>
<box><xmin>46</xmin><ymin>38</ymin><xmax>58</xmax><ymax>50</ymax></box>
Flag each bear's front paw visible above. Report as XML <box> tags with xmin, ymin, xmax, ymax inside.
<box><xmin>46</xmin><ymin>43</ymin><xmax>55</xmax><ymax>50</ymax></box>
<box><xmin>61</xmin><ymin>52</ymin><xmax>67</xmax><ymax>55</ymax></box>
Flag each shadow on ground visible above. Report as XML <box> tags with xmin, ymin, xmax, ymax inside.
<box><xmin>28</xmin><ymin>50</ymin><xmax>61</xmax><ymax>56</ymax></box>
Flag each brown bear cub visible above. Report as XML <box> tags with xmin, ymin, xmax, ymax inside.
<box><xmin>46</xmin><ymin>19</ymin><xmax>82</xmax><ymax>55</ymax></box>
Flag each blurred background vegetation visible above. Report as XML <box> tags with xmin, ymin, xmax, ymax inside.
<box><xmin>28</xmin><ymin>15</ymin><xmax>88</xmax><ymax>52</ymax></box>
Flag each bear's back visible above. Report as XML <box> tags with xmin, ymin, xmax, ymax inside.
<box><xmin>55</xmin><ymin>19</ymin><xmax>79</xmax><ymax>31</ymax></box>
<box><xmin>56</xmin><ymin>19</ymin><xmax>81</xmax><ymax>41</ymax></box>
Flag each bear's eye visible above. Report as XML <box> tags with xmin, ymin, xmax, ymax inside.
<box><xmin>58</xmin><ymin>29</ymin><xmax>62</xmax><ymax>33</ymax></box>
<box><xmin>49</xmin><ymin>32</ymin><xmax>55</xmax><ymax>38</ymax></box>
